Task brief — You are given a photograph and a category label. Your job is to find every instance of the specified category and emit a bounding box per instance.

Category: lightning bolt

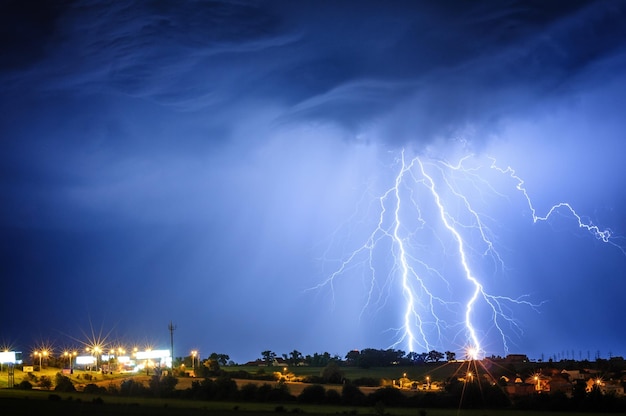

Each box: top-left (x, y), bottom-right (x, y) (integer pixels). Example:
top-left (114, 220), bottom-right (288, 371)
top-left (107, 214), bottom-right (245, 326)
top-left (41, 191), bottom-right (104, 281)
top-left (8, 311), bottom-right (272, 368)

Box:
top-left (490, 160), bottom-right (625, 254)
top-left (316, 150), bottom-right (622, 356)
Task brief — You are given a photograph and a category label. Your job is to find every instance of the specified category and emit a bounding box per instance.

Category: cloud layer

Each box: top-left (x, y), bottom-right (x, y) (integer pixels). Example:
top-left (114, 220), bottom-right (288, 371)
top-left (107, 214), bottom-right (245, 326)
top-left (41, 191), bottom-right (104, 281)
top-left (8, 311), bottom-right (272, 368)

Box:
top-left (1, 1), bottom-right (625, 361)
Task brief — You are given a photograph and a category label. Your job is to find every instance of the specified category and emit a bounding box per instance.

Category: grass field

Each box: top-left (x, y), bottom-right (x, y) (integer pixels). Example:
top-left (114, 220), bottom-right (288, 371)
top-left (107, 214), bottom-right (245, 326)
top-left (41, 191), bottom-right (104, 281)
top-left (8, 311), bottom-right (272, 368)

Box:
top-left (0, 367), bottom-right (131, 389)
top-left (0, 361), bottom-right (483, 392)
top-left (0, 364), bottom-right (611, 415)
top-left (227, 362), bottom-right (473, 383)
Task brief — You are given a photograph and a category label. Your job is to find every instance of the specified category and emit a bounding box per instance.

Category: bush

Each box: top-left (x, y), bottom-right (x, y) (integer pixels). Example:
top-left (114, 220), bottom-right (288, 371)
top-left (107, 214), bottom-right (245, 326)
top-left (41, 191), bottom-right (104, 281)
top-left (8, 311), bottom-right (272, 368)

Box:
top-left (302, 375), bottom-right (325, 384)
top-left (107, 382), bottom-right (119, 395)
top-left (120, 379), bottom-right (147, 396)
top-left (326, 389), bottom-right (341, 404)
top-left (342, 383), bottom-right (366, 406)
top-left (228, 370), bottom-right (252, 379)
top-left (214, 375), bottom-right (239, 400)
top-left (38, 376), bottom-right (53, 390)
top-left (298, 384), bottom-right (326, 404)
top-left (257, 383), bottom-right (295, 402)
top-left (16, 380), bottom-right (33, 390)
top-left (239, 383), bottom-right (258, 401)
top-left (367, 386), bottom-right (406, 407)
top-left (83, 383), bottom-right (107, 395)
top-left (149, 375), bottom-right (179, 398)
top-left (321, 361), bottom-right (344, 384)
top-left (352, 377), bottom-right (380, 387)
top-left (54, 373), bottom-right (76, 392)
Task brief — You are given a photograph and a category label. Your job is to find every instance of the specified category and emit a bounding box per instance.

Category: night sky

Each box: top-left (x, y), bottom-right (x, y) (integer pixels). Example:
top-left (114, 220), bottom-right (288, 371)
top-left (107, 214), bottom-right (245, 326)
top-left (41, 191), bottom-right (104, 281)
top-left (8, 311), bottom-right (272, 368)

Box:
top-left (2, 1), bottom-right (626, 363)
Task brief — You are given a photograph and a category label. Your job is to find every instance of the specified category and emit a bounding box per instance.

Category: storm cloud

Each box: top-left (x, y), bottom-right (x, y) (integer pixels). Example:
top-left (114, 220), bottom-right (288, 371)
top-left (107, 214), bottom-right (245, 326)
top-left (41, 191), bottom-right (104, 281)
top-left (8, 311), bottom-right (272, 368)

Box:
top-left (1, 1), bottom-right (625, 361)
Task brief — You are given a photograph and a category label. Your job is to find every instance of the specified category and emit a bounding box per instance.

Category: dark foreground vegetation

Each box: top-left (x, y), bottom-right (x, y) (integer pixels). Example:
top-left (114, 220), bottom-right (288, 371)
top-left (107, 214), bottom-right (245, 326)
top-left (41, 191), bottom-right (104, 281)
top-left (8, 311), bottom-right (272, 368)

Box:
top-left (0, 389), bottom-right (623, 416)
top-left (8, 369), bottom-right (626, 414)
top-left (4, 349), bottom-right (626, 414)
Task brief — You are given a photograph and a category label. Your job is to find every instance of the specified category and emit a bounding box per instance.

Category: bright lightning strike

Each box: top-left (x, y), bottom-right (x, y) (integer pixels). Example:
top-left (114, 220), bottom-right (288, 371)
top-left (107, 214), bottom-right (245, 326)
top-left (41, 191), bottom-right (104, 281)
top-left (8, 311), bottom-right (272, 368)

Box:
top-left (490, 160), bottom-right (625, 254)
top-left (316, 150), bottom-right (623, 357)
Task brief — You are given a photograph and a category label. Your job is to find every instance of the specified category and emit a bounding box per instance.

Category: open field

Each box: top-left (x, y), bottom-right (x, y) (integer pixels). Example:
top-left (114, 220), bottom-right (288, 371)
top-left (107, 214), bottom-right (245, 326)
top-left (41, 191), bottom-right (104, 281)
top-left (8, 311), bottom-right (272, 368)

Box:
top-left (0, 389), bottom-right (607, 416)
top-left (0, 367), bottom-right (131, 389)
top-left (0, 362), bottom-right (478, 390)
top-left (2, 363), bottom-right (623, 415)
top-left (225, 362), bottom-right (476, 383)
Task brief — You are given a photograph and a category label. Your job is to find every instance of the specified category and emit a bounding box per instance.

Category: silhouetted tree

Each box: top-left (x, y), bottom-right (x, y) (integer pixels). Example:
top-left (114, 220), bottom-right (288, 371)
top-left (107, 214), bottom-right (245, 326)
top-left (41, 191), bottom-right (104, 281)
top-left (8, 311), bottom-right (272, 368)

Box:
top-left (209, 352), bottom-right (230, 366)
top-left (406, 351), bottom-right (420, 364)
top-left (427, 350), bottom-right (444, 362)
top-left (321, 360), bottom-right (344, 384)
top-left (345, 350), bottom-right (360, 366)
top-left (261, 350), bottom-right (276, 366)
top-left (289, 350), bottom-right (303, 366)
top-left (306, 352), bottom-right (332, 367)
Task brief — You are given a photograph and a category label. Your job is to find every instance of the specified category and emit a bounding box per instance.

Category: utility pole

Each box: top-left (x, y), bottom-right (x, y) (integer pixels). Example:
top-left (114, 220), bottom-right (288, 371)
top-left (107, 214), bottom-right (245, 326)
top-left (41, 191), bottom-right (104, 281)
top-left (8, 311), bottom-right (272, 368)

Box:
top-left (168, 321), bottom-right (177, 369)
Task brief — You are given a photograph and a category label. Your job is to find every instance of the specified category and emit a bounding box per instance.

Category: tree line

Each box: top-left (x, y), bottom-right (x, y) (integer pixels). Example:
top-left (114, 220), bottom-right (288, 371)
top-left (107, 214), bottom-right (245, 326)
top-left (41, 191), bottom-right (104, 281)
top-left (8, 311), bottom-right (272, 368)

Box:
top-left (258, 348), bottom-right (456, 368)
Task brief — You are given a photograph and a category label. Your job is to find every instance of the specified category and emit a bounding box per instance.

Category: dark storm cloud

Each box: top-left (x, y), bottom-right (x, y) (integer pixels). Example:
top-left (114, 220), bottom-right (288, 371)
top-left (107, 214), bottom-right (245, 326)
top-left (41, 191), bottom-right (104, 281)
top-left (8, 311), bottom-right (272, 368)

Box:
top-left (285, 0), bottom-right (626, 143)
top-left (2, 1), bottom-right (290, 103)
top-left (2, 0), bottom-right (626, 361)
top-left (5, 1), bottom-right (625, 143)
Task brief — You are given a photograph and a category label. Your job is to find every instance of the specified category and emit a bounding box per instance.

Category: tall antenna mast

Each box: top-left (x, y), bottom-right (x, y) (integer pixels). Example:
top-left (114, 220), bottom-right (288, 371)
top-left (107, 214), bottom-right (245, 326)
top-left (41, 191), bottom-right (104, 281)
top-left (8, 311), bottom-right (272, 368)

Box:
top-left (168, 320), bottom-right (177, 369)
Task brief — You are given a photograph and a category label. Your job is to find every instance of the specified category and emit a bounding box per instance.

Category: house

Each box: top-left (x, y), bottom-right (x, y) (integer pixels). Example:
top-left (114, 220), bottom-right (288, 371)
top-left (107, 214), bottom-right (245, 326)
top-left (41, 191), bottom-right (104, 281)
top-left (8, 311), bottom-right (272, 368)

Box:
top-left (585, 378), bottom-right (624, 396)
top-left (602, 381), bottom-right (625, 396)
top-left (524, 374), bottom-right (549, 392)
top-left (548, 374), bottom-right (573, 397)
top-left (504, 382), bottom-right (535, 397)
top-left (504, 354), bottom-right (529, 363)
top-left (244, 358), bottom-right (289, 367)
top-left (561, 369), bottom-right (586, 381)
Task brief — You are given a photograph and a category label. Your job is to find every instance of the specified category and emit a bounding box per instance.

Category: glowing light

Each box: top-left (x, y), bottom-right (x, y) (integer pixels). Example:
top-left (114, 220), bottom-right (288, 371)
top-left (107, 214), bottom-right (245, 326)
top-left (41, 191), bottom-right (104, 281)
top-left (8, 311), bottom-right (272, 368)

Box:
top-left (466, 347), bottom-right (479, 361)
top-left (317, 150), bottom-right (623, 355)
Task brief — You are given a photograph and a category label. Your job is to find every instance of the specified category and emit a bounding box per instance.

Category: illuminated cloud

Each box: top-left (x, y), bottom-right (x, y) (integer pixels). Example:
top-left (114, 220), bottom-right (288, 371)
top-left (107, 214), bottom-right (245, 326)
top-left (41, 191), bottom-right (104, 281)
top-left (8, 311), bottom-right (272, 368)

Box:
top-left (1, 1), bottom-right (625, 362)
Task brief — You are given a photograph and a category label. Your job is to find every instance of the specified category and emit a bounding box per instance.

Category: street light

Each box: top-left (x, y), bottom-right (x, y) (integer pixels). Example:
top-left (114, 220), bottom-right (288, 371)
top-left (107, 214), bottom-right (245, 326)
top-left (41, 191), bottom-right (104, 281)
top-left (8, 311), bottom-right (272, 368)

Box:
top-left (35, 350), bottom-right (48, 371)
top-left (70, 351), bottom-right (77, 372)
top-left (87, 346), bottom-right (102, 371)
top-left (34, 352), bottom-right (42, 371)
top-left (191, 350), bottom-right (197, 370)
top-left (94, 346), bottom-right (101, 371)
top-left (64, 350), bottom-right (77, 369)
